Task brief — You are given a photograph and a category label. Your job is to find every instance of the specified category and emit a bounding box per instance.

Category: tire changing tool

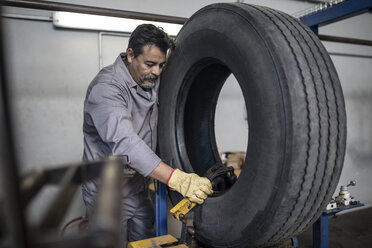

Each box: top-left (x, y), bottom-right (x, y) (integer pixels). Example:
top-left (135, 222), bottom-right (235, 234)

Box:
top-left (170, 164), bottom-right (237, 246)
top-left (170, 163), bottom-right (237, 220)
top-left (129, 164), bottom-right (236, 248)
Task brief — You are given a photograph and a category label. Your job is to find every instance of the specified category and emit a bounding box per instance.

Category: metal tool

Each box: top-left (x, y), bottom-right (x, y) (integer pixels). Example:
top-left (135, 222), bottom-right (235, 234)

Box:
top-left (128, 164), bottom-right (238, 248)
top-left (170, 163), bottom-right (237, 220)
top-left (326, 180), bottom-right (358, 210)
top-left (170, 198), bottom-right (197, 221)
top-left (334, 180), bottom-right (357, 206)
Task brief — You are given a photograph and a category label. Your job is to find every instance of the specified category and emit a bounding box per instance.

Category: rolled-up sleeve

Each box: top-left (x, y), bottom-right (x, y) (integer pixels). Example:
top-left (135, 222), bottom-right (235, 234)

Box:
top-left (86, 83), bottom-right (161, 177)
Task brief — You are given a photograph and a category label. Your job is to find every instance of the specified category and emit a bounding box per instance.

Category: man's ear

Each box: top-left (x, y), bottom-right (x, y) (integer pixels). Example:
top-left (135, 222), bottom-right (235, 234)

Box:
top-left (126, 48), bottom-right (134, 63)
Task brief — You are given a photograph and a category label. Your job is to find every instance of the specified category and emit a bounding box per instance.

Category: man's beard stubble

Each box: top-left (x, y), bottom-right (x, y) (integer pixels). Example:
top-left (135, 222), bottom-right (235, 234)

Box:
top-left (140, 75), bottom-right (158, 90)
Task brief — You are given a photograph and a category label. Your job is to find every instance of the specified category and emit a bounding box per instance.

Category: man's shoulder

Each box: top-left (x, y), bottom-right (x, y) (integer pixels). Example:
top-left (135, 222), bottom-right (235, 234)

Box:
top-left (85, 54), bottom-right (132, 103)
top-left (88, 78), bottom-right (129, 100)
top-left (90, 63), bottom-right (129, 90)
top-left (94, 58), bottom-right (132, 87)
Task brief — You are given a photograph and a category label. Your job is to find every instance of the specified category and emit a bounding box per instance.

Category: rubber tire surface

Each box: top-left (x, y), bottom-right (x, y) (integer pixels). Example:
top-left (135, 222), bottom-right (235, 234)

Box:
top-left (158, 3), bottom-right (346, 247)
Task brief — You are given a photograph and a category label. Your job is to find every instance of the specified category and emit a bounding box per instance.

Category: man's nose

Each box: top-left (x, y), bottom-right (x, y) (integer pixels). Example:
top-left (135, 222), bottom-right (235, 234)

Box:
top-left (152, 65), bottom-right (161, 76)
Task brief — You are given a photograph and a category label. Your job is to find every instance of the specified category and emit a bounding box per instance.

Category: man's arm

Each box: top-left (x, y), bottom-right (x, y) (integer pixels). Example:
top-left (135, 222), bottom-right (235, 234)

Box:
top-left (86, 84), bottom-right (212, 204)
top-left (148, 161), bottom-right (173, 184)
top-left (86, 83), bottom-right (162, 177)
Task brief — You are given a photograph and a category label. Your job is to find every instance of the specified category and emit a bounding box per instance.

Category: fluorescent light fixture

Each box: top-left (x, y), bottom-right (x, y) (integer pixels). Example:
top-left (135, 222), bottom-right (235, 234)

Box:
top-left (53, 11), bottom-right (182, 36)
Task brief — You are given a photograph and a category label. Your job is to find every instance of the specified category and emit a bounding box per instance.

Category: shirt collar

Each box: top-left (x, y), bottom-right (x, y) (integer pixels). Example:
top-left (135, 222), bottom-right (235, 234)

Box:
top-left (116, 52), bottom-right (137, 88)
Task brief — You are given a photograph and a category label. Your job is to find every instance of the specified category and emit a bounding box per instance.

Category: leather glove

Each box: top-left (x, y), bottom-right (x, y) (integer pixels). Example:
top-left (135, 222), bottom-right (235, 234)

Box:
top-left (167, 169), bottom-right (213, 204)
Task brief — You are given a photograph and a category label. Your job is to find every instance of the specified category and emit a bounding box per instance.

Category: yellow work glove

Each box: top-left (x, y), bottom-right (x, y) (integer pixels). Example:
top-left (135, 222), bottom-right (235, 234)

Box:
top-left (167, 169), bottom-right (213, 204)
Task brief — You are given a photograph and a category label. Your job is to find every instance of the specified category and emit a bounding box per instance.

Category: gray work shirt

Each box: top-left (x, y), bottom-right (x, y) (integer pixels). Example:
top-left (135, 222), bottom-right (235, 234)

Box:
top-left (82, 53), bottom-right (161, 200)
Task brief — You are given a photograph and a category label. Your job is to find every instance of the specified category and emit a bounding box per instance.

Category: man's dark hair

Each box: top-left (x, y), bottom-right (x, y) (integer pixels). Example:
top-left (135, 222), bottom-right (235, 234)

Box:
top-left (128, 24), bottom-right (174, 57)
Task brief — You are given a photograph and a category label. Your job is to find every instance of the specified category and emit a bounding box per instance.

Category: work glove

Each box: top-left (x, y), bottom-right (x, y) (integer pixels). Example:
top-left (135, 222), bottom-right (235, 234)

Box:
top-left (167, 169), bottom-right (213, 204)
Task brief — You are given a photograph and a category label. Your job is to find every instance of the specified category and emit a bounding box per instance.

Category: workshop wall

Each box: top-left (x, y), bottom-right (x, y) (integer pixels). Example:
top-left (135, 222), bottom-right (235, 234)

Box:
top-left (320, 13), bottom-right (372, 208)
top-left (2, 0), bottom-right (371, 230)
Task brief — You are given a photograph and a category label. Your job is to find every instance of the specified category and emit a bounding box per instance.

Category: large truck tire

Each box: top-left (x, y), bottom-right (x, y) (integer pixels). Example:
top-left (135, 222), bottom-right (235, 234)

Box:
top-left (158, 3), bottom-right (346, 247)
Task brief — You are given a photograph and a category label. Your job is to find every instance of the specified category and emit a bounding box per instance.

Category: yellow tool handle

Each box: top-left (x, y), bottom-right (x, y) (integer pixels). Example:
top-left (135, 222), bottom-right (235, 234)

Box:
top-left (169, 198), bottom-right (197, 221)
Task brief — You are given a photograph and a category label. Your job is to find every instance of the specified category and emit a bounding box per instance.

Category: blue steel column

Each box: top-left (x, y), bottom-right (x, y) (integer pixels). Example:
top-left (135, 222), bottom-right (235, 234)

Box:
top-left (312, 203), bottom-right (364, 248)
top-left (155, 180), bottom-right (168, 236)
top-left (313, 215), bottom-right (329, 248)
top-left (155, 159), bottom-right (172, 236)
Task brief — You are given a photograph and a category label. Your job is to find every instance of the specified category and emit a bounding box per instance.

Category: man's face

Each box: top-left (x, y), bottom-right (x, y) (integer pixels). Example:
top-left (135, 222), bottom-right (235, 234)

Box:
top-left (126, 45), bottom-right (166, 90)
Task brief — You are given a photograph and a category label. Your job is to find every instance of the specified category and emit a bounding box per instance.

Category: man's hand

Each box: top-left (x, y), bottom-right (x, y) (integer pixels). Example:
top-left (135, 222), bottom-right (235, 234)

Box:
top-left (167, 169), bottom-right (213, 204)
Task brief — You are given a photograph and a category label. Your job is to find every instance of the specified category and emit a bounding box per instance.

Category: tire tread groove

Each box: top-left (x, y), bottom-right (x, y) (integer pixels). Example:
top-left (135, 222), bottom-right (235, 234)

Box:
top-left (269, 9), bottom-right (334, 240)
top-left (252, 6), bottom-right (323, 244)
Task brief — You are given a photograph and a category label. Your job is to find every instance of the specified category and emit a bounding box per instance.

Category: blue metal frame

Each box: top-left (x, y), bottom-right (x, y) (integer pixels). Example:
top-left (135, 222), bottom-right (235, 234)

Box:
top-left (300, 0), bottom-right (372, 34)
top-left (313, 213), bottom-right (330, 248)
top-left (312, 203), bottom-right (364, 248)
top-left (155, 180), bottom-right (168, 236)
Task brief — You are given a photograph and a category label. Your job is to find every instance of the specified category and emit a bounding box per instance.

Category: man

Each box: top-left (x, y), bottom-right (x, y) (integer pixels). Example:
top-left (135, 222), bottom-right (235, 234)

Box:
top-left (82, 24), bottom-right (213, 247)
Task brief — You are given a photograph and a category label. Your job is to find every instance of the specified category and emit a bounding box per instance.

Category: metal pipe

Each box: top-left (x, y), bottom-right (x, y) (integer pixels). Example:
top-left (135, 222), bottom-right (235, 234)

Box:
top-left (44, 164), bottom-right (81, 184)
top-left (319, 34), bottom-right (372, 46)
top-left (0, 8), bottom-right (27, 247)
top-left (328, 52), bottom-right (372, 59)
top-left (91, 156), bottom-right (125, 247)
top-left (19, 158), bottom-right (117, 209)
top-left (20, 169), bottom-right (47, 206)
top-left (28, 157), bottom-right (128, 248)
top-left (42, 159), bottom-right (106, 185)
top-left (39, 166), bottom-right (80, 230)
top-left (1, 12), bottom-right (52, 21)
top-left (3, 0), bottom-right (188, 25)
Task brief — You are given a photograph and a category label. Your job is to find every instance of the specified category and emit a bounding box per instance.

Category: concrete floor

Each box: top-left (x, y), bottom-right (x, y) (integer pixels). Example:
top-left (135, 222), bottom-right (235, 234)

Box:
top-left (295, 206), bottom-right (372, 248)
